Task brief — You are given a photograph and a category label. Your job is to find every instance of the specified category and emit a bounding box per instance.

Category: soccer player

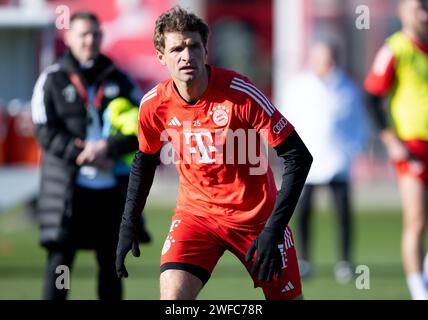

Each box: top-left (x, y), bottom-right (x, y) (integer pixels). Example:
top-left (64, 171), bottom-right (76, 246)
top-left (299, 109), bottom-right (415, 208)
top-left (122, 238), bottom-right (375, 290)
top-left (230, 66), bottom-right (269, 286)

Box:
top-left (115, 6), bottom-right (313, 300)
top-left (364, 0), bottom-right (428, 299)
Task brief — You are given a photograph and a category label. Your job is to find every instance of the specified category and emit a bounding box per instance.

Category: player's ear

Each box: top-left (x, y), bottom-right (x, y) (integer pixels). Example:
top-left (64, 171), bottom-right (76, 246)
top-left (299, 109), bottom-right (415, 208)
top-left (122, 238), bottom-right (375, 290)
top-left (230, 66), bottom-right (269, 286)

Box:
top-left (204, 47), bottom-right (208, 62)
top-left (157, 50), bottom-right (166, 66)
top-left (97, 29), bottom-right (103, 42)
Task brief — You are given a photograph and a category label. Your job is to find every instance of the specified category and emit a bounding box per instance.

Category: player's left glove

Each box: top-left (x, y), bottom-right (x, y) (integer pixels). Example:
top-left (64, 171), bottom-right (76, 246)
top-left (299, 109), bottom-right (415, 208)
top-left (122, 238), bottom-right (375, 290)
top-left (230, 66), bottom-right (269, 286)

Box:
top-left (245, 227), bottom-right (282, 282)
top-left (115, 151), bottom-right (159, 278)
top-left (116, 222), bottom-right (140, 278)
top-left (244, 132), bottom-right (313, 283)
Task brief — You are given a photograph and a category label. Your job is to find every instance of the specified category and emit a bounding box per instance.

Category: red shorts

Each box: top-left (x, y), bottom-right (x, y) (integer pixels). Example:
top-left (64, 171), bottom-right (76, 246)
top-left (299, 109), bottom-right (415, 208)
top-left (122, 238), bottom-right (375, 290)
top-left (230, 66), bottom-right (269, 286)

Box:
top-left (160, 214), bottom-right (302, 300)
top-left (395, 139), bottom-right (428, 185)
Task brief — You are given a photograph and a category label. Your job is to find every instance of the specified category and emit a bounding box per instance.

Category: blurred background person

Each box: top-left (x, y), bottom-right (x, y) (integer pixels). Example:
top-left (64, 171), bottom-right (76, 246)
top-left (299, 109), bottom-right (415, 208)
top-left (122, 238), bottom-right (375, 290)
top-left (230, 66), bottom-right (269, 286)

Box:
top-left (364, 0), bottom-right (428, 300)
top-left (31, 11), bottom-right (147, 300)
top-left (281, 39), bottom-right (369, 283)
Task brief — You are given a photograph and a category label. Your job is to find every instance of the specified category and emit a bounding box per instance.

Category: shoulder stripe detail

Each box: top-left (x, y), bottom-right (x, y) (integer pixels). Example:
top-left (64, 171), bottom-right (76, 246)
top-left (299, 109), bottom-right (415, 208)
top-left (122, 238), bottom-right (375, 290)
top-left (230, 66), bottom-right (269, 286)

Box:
top-left (230, 84), bottom-right (273, 116)
top-left (232, 78), bottom-right (276, 113)
top-left (140, 85), bottom-right (158, 105)
top-left (140, 92), bottom-right (157, 105)
top-left (230, 80), bottom-right (273, 116)
top-left (230, 78), bottom-right (275, 116)
top-left (31, 64), bottom-right (60, 124)
top-left (142, 85), bottom-right (158, 99)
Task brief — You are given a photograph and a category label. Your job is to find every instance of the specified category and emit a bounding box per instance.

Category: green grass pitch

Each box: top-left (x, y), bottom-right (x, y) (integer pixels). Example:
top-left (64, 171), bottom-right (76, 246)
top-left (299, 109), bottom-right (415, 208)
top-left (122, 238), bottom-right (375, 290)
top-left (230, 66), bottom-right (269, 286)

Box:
top-left (0, 204), bottom-right (419, 300)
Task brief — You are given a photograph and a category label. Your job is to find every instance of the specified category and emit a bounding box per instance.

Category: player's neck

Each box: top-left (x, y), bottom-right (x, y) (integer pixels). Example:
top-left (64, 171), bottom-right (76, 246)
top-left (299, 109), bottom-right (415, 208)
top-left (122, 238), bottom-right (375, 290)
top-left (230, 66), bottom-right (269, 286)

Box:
top-left (174, 67), bottom-right (210, 104)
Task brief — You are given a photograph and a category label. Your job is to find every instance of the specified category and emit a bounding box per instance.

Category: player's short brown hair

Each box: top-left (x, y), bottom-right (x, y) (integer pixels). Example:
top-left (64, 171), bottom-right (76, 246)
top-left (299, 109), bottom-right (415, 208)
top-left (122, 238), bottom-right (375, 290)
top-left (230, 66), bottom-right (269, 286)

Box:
top-left (154, 6), bottom-right (209, 53)
top-left (70, 11), bottom-right (100, 27)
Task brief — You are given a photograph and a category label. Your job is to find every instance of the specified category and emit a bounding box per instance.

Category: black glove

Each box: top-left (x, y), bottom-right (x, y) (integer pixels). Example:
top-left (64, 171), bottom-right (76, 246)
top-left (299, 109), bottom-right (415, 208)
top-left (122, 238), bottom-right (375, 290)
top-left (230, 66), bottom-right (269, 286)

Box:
top-left (245, 227), bottom-right (282, 282)
top-left (244, 132), bottom-right (312, 282)
top-left (115, 151), bottom-right (159, 278)
top-left (116, 222), bottom-right (141, 278)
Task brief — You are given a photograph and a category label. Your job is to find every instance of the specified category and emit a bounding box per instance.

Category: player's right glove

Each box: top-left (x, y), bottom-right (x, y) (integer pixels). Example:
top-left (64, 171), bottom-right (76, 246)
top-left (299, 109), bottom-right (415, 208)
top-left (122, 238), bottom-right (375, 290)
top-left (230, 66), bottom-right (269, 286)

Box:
top-left (116, 222), bottom-right (140, 278)
top-left (114, 151), bottom-right (159, 278)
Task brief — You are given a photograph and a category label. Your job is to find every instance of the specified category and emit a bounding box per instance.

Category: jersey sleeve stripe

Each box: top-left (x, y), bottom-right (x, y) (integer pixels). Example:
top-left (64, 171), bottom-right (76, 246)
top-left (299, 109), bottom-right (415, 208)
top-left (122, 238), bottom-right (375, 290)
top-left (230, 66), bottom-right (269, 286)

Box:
top-left (230, 84), bottom-right (273, 116)
top-left (142, 85), bottom-right (158, 99)
top-left (140, 91), bottom-right (157, 105)
top-left (231, 79), bottom-right (275, 114)
top-left (230, 81), bottom-right (273, 117)
top-left (232, 77), bottom-right (276, 113)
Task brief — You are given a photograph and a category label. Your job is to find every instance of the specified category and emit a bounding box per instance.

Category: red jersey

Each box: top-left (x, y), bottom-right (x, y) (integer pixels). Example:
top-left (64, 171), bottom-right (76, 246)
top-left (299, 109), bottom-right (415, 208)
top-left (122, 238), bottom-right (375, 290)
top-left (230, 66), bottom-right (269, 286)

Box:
top-left (138, 66), bottom-right (294, 230)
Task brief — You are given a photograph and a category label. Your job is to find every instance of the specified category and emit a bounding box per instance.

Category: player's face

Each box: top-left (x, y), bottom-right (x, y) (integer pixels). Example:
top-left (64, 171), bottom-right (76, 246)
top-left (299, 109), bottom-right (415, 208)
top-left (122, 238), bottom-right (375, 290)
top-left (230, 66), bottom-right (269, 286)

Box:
top-left (65, 19), bottom-right (102, 64)
top-left (157, 31), bottom-right (207, 85)
top-left (399, 0), bottom-right (428, 39)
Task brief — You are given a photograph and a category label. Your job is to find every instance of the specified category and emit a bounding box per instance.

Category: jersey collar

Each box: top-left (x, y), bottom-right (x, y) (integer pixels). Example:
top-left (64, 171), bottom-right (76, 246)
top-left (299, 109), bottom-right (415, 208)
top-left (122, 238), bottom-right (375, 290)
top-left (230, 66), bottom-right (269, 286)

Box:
top-left (171, 64), bottom-right (215, 108)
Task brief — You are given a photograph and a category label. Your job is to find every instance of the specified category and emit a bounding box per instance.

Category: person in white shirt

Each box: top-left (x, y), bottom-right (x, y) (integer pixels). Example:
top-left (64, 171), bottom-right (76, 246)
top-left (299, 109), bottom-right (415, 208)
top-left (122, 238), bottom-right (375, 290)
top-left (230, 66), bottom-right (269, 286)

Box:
top-left (280, 39), bottom-right (369, 283)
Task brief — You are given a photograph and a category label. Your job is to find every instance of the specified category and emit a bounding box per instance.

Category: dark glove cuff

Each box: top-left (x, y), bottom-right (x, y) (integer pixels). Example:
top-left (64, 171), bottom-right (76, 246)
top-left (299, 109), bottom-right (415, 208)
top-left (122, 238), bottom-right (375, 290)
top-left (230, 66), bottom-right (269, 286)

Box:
top-left (261, 226), bottom-right (283, 243)
top-left (119, 221), bottom-right (137, 237)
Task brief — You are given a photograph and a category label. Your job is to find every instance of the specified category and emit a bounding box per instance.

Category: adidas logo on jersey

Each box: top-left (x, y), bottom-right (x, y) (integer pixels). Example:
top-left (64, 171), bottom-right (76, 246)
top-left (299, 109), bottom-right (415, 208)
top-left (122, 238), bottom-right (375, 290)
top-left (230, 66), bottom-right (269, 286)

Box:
top-left (281, 281), bottom-right (294, 293)
top-left (168, 116), bottom-right (181, 127)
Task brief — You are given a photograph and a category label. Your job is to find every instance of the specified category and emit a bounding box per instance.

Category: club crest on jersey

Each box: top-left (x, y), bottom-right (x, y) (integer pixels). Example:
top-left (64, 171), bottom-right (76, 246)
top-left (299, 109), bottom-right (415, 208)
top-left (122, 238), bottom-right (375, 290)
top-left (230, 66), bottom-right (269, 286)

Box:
top-left (209, 105), bottom-right (230, 127)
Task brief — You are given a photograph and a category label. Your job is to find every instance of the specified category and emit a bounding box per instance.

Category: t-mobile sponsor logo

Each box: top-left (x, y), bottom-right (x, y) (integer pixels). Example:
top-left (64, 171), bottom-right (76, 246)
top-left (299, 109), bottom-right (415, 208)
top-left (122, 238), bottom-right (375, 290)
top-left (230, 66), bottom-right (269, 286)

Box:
top-left (159, 122), bottom-right (269, 175)
top-left (183, 131), bottom-right (217, 164)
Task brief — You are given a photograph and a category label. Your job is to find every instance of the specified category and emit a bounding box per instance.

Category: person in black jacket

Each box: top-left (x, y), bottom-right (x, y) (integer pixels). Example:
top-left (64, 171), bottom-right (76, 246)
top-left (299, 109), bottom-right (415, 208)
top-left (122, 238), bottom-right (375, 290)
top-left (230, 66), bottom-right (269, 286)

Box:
top-left (31, 11), bottom-right (149, 300)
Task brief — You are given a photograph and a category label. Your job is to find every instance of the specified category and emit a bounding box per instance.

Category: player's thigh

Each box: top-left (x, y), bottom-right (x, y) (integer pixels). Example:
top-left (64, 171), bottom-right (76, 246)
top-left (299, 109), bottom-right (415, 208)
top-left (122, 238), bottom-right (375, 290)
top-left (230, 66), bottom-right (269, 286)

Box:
top-left (160, 214), bottom-right (225, 298)
top-left (160, 269), bottom-right (203, 300)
